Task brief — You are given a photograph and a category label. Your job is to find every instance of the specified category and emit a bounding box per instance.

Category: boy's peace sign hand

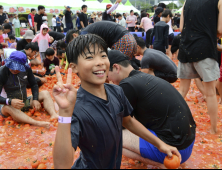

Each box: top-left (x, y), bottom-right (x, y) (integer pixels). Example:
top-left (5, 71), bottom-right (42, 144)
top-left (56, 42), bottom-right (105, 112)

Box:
top-left (52, 66), bottom-right (77, 117)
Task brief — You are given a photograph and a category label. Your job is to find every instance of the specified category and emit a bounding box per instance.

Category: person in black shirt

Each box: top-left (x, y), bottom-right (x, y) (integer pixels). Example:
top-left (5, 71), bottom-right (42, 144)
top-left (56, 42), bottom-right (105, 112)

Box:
top-left (107, 50), bottom-right (195, 168)
top-left (52, 34), bottom-right (181, 169)
top-left (153, 7), bottom-right (163, 24)
top-left (0, 6), bottom-right (7, 26)
top-left (34, 5), bottom-right (45, 33)
top-left (63, 6), bottom-right (74, 31)
top-left (135, 37), bottom-right (178, 83)
top-left (178, 0), bottom-right (222, 134)
top-left (81, 21), bottom-right (137, 59)
top-left (0, 51), bottom-right (58, 128)
top-left (17, 30), bottom-right (35, 51)
top-left (78, 5), bottom-right (88, 30)
top-left (150, 9), bottom-right (172, 54)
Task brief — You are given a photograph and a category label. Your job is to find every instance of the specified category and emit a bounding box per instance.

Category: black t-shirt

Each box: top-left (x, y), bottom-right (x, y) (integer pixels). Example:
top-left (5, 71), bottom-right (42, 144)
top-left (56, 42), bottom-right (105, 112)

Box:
top-left (81, 21), bottom-right (129, 48)
top-left (150, 21), bottom-right (169, 49)
top-left (48, 31), bottom-right (65, 41)
top-left (141, 48), bottom-right (177, 75)
top-left (119, 70), bottom-right (196, 150)
top-left (102, 11), bottom-right (113, 21)
top-left (71, 84), bottom-right (132, 169)
top-left (171, 33), bottom-right (182, 54)
top-left (153, 16), bottom-right (160, 24)
top-left (65, 10), bottom-right (72, 23)
top-left (34, 14), bottom-right (43, 31)
top-left (0, 13), bottom-right (7, 25)
top-left (178, 0), bottom-right (219, 63)
top-left (16, 38), bottom-right (28, 51)
top-left (79, 12), bottom-right (88, 29)
top-left (173, 17), bottom-right (178, 25)
top-left (43, 57), bottom-right (60, 72)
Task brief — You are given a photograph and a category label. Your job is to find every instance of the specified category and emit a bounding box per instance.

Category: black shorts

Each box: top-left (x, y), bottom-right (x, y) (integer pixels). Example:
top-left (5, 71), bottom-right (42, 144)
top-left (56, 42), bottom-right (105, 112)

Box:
top-left (154, 70), bottom-right (178, 83)
top-left (169, 33), bottom-right (174, 45)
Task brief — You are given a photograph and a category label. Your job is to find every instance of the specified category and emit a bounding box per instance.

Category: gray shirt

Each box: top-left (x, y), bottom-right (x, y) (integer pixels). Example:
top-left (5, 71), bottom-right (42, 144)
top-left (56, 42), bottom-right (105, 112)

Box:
top-left (141, 48), bottom-right (177, 75)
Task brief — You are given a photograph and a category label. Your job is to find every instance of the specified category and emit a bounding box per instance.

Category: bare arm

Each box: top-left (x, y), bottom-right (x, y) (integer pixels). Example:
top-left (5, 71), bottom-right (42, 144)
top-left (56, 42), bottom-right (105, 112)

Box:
top-left (53, 114), bottom-right (75, 169)
top-left (218, 0), bottom-right (222, 36)
top-left (52, 67), bottom-right (77, 169)
top-left (179, 1), bottom-right (186, 33)
top-left (123, 116), bottom-right (181, 160)
top-left (34, 22), bottom-right (37, 33)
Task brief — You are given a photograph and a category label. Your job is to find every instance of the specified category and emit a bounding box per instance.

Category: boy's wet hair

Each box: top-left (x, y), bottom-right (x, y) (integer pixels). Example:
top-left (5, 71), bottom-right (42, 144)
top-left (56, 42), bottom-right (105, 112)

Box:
top-left (45, 48), bottom-right (55, 56)
top-left (9, 35), bottom-right (15, 40)
top-left (0, 26), bottom-right (3, 31)
top-left (66, 34), bottom-right (107, 64)
top-left (66, 29), bottom-right (80, 43)
top-left (56, 40), bottom-right (67, 50)
top-left (158, 3), bottom-right (166, 9)
top-left (0, 44), bottom-right (3, 49)
top-left (3, 23), bottom-right (12, 30)
top-left (162, 9), bottom-right (173, 18)
top-left (135, 37), bottom-right (146, 48)
top-left (25, 42), bottom-right (39, 52)
top-left (57, 49), bottom-right (65, 56)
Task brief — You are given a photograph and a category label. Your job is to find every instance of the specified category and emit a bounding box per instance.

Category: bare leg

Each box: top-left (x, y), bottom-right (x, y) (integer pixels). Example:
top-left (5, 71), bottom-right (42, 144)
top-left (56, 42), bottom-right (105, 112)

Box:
top-left (195, 78), bottom-right (206, 99)
top-left (123, 148), bottom-right (166, 169)
top-left (203, 81), bottom-right (218, 134)
top-left (216, 80), bottom-right (222, 104)
top-left (123, 129), bottom-right (165, 169)
top-left (179, 79), bottom-right (192, 98)
top-left (167, 45), bottom-right (173, 60)
top-left (31, 91), bottom-right (58, 120)
top-left (30, 58), bottom-right (41, 66)
top-left (1, 106), bottom-right (50, 128)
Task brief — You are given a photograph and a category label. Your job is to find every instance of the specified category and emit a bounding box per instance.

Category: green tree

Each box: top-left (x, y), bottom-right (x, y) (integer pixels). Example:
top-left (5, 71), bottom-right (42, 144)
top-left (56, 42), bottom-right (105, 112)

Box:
top-left (166, 2), bottom-right (178, 9)
top-left (178, 0), bottom-right (185, 6)
top-left (138, 2), bottom-right (152, 12)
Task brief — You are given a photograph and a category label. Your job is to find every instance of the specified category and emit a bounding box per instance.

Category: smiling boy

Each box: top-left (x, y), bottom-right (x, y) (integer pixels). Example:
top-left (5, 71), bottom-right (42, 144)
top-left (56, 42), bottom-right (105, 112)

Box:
top-left (52, 34), bottom-right (181, 169)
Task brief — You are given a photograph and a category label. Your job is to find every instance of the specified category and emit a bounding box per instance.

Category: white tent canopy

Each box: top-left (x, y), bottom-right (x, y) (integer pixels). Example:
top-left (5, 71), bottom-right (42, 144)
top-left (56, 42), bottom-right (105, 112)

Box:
top-left (83, 0), bottom-right (104, 12)
top-left (123, 0), bottom-right (140, 13)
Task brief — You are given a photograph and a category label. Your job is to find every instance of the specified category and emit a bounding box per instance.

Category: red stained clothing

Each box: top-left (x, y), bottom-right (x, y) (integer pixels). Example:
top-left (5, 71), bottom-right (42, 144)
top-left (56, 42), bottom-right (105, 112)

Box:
top-left (0, 35), bottom-right (4, 43)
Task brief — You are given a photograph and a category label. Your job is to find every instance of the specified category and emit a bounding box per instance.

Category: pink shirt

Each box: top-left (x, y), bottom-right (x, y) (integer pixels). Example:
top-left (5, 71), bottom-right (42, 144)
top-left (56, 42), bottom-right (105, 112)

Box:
top-left (141, 17), bottom-right (153, 32)
top-left (126, 15), bottom-right (137, 27)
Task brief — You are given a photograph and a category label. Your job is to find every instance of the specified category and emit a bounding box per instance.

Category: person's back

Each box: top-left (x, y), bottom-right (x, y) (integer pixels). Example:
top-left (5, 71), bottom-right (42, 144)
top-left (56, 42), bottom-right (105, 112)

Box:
top-left (141, 48), bottom-right (177, 75)
top-left (141, 17), bottom-right (153, 32)
top-left (151, 21), bottom-right (169, 53)
top-left (120, 70), bottom-right (196, 150)
top-left (179, 0), bottom-right (219, 63)
top-left (81, 21), bottom-right (128, 48)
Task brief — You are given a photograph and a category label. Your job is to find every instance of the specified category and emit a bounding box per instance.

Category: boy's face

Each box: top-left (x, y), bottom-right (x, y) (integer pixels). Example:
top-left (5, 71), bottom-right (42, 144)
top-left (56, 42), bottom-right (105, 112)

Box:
top-left (58, 53), bottom-right (65, 59)
top-left (134, 45), bottom-right (142, 56)
top-left (158, 12), bottom-right (162, 17)
top-left (46, 55), bottom-right (54, 61)
top-left (10, 39), bottom-right (15, 43)
top-left (32, 10), bottom-right (36, 14)
top-left (118, 16), bottom-right (122, 20)
top-left (42, 29), bottom-right (48, 36)
top-left (27, 49), bottom-right (37, 59)
top-left (83, 7), bottom-right (87, 13)
top-left (9, 69), bottom-right (20, 75)
top-left (4, 29), bottom-right (10, 34)
top-left (71, 45), bottom-right (110, 86)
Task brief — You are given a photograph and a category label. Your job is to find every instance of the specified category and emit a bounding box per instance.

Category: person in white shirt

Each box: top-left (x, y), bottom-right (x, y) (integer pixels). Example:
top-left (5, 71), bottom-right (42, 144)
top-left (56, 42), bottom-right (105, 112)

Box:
top-left (42, 13), bottom-right (48, 25)
top-left (52, 15), bottom-right (56, 31)
top-left (117, 13), bottom-right (126, 28)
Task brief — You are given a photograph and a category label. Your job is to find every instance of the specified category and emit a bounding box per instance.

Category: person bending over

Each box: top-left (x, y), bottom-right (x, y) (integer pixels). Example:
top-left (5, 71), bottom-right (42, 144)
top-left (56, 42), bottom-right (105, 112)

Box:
top-left (0, 51), bottom-right (58, 128)
top-left (80, 21), bottom-right (137, 60)
top-left (135, 37), bottom-right (177, 83)
top-left (107, 50), bottom-right (196, 168)
top-left (52, 34), bottom-right (181, 169)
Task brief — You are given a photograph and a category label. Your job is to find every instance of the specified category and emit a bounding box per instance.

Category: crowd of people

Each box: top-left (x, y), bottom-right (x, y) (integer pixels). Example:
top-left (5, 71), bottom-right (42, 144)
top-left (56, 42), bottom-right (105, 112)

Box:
top-left (0, 0), bottom-right (221, 169)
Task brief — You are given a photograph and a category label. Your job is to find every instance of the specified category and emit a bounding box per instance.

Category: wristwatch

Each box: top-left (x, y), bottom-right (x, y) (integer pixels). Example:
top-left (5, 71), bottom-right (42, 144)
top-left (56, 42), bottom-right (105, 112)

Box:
top-left (8, 99), bottom-right (12, 105)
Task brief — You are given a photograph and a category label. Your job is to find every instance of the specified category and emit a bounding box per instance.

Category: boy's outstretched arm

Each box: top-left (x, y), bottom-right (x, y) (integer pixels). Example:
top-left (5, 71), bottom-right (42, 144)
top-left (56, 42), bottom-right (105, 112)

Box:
top-left (123, 116), bottom-right (181, 161)
top-left (53, 67), bottom-right (77, 169)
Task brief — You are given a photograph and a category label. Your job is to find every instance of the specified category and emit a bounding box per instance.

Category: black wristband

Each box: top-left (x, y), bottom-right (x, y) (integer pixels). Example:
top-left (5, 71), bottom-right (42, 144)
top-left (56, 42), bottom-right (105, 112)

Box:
top-left (8, 99), bottom-right (12, 105)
